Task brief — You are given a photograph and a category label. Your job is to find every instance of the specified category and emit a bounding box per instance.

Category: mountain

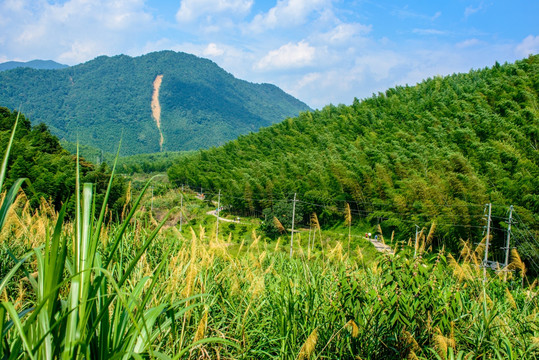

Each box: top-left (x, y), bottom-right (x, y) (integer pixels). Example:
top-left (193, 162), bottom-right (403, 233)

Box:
top-left (0, 59), bottom-right (68, 71)
top-left (0, 51), bottom-right (311, 155)
top-left (168, 56), bottom-right (539, 248)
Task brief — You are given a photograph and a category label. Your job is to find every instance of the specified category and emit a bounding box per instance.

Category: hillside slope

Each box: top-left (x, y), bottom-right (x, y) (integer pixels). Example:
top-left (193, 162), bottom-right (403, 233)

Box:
top-left (0, 51), bottom-right (310, 155)
top-left (168, 56), bottom-right (539, 246)
top-left (0, 107), bottom-right (125, 212)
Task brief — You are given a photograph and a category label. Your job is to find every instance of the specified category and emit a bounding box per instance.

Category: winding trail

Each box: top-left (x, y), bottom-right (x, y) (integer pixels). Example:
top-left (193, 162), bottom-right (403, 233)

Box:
top-left (206, 210), bottom-right (242, 223)
top-left (151, 74), bottom-right (164, 151)
top-left (367, 237), bottom-right (394, 254)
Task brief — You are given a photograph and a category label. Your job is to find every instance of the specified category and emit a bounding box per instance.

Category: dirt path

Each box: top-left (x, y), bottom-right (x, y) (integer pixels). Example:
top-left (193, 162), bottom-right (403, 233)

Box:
top-left (206, 210), bottom-right (241, 223)
top-left (151, 75), bottom-right (164, 151)
top-left (367, 237), bottom-right (394, 254)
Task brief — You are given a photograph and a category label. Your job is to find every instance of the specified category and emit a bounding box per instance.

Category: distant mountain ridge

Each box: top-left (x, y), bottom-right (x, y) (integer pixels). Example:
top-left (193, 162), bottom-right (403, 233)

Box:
top-left (0, 59), bottom-right (68, 71)
top-left (0, 51), bottom-right (310, 155)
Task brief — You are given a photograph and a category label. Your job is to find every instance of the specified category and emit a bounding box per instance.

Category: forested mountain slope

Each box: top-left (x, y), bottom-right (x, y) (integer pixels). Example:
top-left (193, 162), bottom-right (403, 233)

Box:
top-left (0, 51), bottom-right (310, 155)
top-left (0, 107), bottom-right (125, 213)
top-left (169, 56), bottom-right (539, 246)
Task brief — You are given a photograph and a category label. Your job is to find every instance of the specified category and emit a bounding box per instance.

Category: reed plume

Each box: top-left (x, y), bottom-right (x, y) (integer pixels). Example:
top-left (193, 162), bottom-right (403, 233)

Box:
top-left (297, 328), bottom-right (318, 360)
top-left (433, 327), bottom-right (455, 360)
top-left (509, 248), bottom-right (527, 283)
top-left (345, 203), bottom-right (352, 226)
top-left (505, 288), bottom-right (517, 309)
top-left (194, 311), bottom-right (208, 342)
top-left (346, 319), bottom-right (359, 338)
top-left (273, 216), bottom-right (285, 234)
top-left (426, 221), bottom-right (436, 245)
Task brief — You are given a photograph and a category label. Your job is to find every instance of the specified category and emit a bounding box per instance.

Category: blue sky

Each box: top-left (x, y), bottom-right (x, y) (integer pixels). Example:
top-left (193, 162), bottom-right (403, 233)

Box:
top-left (0, 0), bottom-right (538, 109)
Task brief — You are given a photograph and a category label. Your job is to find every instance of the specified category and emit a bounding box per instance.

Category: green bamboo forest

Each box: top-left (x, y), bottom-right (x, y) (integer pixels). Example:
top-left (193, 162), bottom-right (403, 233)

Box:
top-left (0, 55), bottom-right (537, 359)
top-left (168, 56), bottom-right (539, 248)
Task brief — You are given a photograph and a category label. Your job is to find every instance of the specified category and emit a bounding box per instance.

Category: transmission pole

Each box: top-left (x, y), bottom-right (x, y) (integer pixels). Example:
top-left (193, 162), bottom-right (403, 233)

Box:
top-left (216, 189), bottom-right (221, 240)
top-left (483, 203), bottom-right (492, 281)
top-left (179, 185), bottom-right (184, 232)
top-left (504, 205), bottom-right (513, 268)
top-left (289, 193), bottom-right (297, 258)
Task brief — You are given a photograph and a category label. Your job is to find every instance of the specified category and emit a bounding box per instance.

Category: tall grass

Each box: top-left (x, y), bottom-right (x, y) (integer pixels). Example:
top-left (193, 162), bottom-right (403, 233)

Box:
top-left (0, 120), bottom-right (227, 358)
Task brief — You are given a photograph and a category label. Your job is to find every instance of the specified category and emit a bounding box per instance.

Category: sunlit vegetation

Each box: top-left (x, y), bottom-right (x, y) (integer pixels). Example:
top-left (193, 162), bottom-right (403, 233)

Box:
top-left (168, 55), bottom-right (539, 252)
top-left (2, 190), bottom-right (538, 358)
top-left (0, 107), bottom-right (126, 213)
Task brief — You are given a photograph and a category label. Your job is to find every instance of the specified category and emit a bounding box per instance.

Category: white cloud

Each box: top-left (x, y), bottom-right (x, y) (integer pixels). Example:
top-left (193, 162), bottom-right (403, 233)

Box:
top-left (203, 43), bottom-right (225, 57)
top-left (0, 0), bottom-right (155, 64)
top-left (516, 35), bottom-right (539, 57)
top-left (456, 38), bottom-right (480, 48)
top-left (353, 51), bottom-right (404, 82)
top-left (248, 0), bottom-right (331, 33)
top-left (393, 7), bottom-right (442, 21)
top-left (318, 23), bottom-right (371, 44)
top-left (255, 41), bottom-right (316, 70)
top-left (464, 4), bottom-right (483, 18)
top-left (176, 0), bottom-right (252, 23)
top-left (412, 28), bottom-right (447, 36)
top-left (58, 41), bottom-right (106, 64)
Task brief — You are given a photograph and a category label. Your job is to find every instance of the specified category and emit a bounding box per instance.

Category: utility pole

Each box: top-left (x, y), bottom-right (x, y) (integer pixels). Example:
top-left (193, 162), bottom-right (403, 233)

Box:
top-left (216, 189), bottom-right (221, 240)
top-left (151, 186), bottom-right (154, 213)
top-left (179, 185), bottom-right (184, 232)
top-left (179, 191), bottom-right (183, 232)
top-left (504, 205), bottom-right (514, 268)
top-left (483, 203), bottom-right (492, 281)
top-left (289, 193), bottom-right (297, 258)
top-left (413, 224), bottom-right (419, 258)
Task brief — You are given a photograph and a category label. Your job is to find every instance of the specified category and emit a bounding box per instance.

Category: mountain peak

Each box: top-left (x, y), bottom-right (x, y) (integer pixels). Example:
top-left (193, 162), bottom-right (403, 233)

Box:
top-left (0, 51), bottom-right (311, 155)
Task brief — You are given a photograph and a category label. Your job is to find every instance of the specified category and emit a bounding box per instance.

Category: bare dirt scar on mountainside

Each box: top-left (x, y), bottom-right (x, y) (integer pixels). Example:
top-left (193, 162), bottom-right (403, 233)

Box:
top-left (151, 74), bottom-right (164, 151)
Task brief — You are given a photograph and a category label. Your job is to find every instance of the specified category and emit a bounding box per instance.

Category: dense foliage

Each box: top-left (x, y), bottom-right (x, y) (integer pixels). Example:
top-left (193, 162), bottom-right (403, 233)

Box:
top-left (0, 107), bottom-right (126, 213)
top-left (169, 56), bottom-right (539, 250)
top-left (0, 51), bottom-right (310, 155)
top-left (60, 139), bottom-right (190, 174)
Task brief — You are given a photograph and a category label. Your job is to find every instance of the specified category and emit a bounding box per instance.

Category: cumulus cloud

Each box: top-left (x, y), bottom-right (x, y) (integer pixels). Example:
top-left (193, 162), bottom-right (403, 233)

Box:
top-left (317, 23), bottom-right (371, 45)
top-left (203, 43), bottom-right (225, 57)
top-left (176, 0), bottom-right (252, 23)
top-left (412, 28), bottom-right (447, 36)
top-left (255, 41), bottom-right (316, 70)
top-left (249, 0), bottom-right (331, 32)
top-left (393, 7), bottom-right (442, 21)
top-left (456, 38), bottom-right (481, 48)
top-left (353, 51), bottom-right (404, 82)
top-left (464, 4), bottom-right (483, 18)
top-left (0, 0), bottom-right (155, 64)
top-left (516, 35), bottom-right (539, 57)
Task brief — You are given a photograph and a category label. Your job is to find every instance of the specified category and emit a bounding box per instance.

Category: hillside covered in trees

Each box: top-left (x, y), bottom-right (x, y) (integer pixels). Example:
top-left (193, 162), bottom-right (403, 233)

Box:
top-left (0, 107), bottom-right (125, 213)
top-left (0, 59), bottom-right (68, 71)
top-left (169, 56), bottom-right (539, 249)
top-left (0, 51), bottom-right (310, 155)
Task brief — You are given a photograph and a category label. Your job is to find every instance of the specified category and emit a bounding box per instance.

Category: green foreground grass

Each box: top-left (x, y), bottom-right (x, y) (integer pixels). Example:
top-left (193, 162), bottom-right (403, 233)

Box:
top-left (1, 194), bottom-right (538, 359)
